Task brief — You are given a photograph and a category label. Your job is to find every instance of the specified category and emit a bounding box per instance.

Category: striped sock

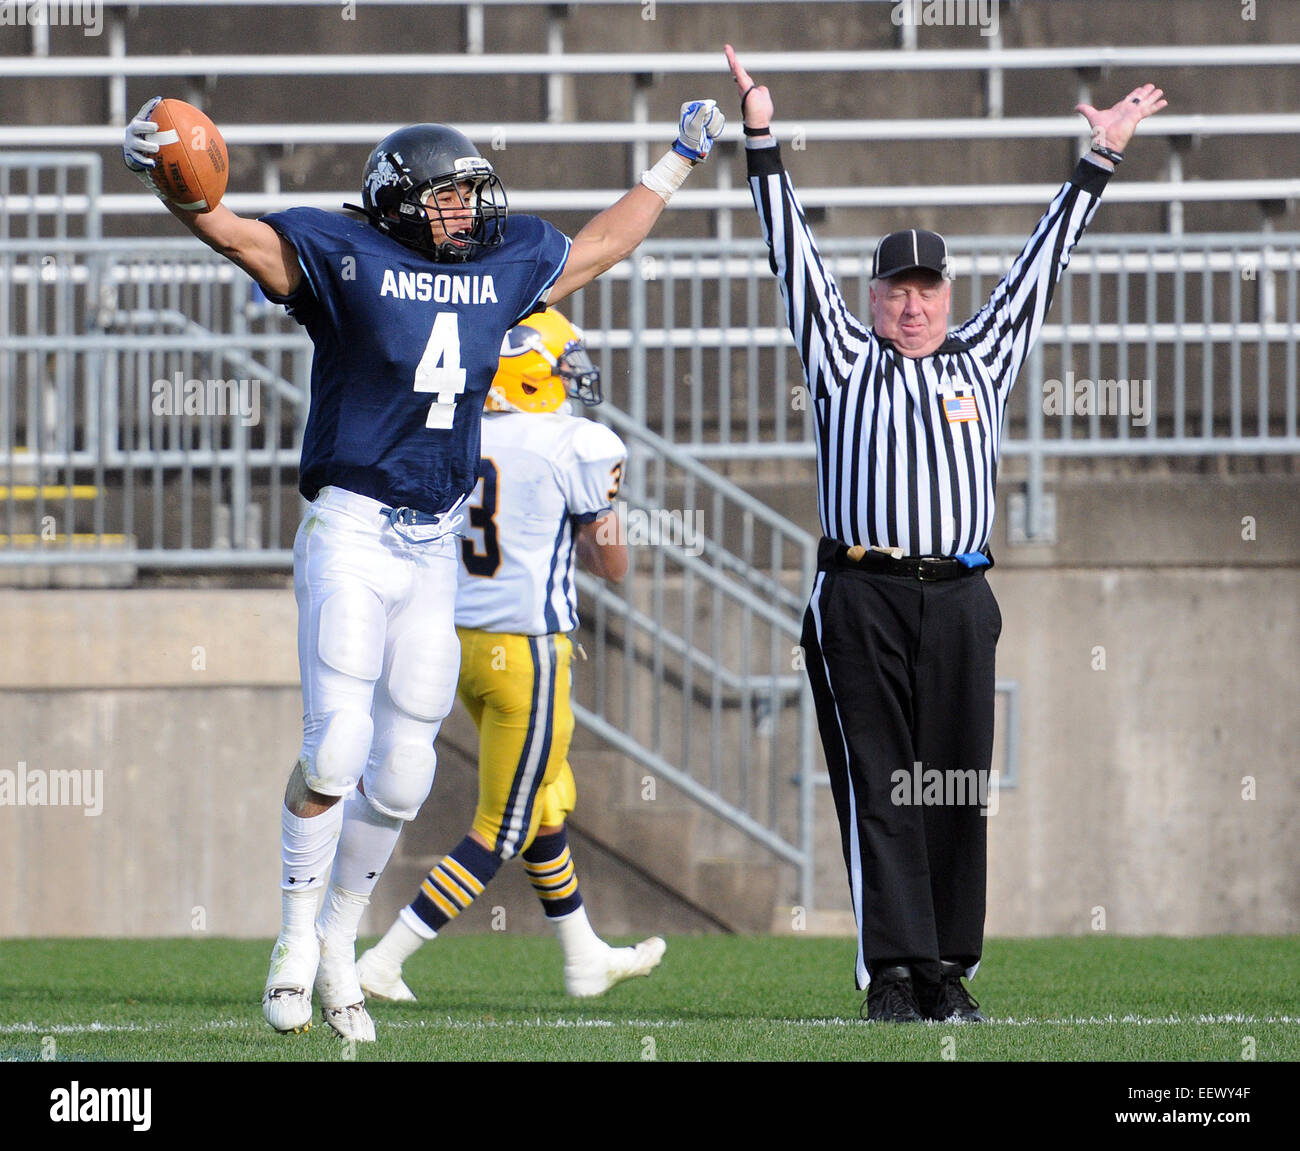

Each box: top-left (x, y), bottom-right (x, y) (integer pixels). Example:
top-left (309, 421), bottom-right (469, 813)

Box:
top-left (522, 827), bottom-right (584, 919)
top-left (407, 836), bottom-right (502, 934)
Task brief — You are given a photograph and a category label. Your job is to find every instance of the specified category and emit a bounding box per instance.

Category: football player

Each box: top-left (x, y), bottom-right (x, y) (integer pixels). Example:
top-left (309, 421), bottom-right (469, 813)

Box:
top-left (124, 100), bottom-right (723, 1041)
top-left (357, 309), bottom-right (664, 1003)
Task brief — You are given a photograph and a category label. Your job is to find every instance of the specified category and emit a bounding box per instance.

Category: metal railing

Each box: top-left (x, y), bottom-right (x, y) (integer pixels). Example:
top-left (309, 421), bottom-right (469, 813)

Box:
top-left (6, 229), bottom-right (1298, 560)
top-left (610, 233), bottom-right (1300, 438)
top-left (10, 45), bottom-right (1300, 80)
top-left (571, 403), bottom-right (820, 906)
top-left (0, 151), bottom-right (308, 565)
top-left (8, 112), bottom-right (1300, 152)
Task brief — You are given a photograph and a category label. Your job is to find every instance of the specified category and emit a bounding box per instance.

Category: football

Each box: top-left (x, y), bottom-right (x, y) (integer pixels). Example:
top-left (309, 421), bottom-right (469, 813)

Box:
top-left (147, 98), bottom-right (228, 213)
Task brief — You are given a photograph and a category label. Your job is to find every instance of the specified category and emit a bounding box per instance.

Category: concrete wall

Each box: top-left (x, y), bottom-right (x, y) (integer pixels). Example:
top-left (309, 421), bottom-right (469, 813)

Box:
top-left (985, 566), bottom-right (1299, 936)
top-left (2, 490), bottom-right (1296, 939)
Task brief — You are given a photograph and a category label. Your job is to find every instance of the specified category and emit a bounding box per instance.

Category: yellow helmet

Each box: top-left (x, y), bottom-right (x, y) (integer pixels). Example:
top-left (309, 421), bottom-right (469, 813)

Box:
top-left (485, 308), bottom-right (602, 413)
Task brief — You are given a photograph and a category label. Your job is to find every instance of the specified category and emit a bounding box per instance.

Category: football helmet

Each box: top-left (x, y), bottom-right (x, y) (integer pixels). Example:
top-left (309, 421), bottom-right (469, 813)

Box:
top-left (486, 309), bottom-right (602, 414)
top-left (346, 124), bottom-right (506, 262)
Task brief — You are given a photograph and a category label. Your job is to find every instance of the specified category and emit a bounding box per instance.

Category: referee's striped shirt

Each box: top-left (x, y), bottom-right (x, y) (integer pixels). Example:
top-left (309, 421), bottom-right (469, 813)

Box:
top-left (746, 141), bottom-right (1112, 557)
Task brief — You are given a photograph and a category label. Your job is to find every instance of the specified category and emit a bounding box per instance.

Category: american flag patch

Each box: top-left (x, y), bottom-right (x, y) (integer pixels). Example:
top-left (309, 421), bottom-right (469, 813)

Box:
top-left (944, 395), bottom-right (978, 423)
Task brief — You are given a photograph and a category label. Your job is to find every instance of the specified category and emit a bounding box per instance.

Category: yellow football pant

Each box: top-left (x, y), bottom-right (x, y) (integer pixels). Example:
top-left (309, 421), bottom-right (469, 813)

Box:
top-left (456, 627), bottom-right (577, 859)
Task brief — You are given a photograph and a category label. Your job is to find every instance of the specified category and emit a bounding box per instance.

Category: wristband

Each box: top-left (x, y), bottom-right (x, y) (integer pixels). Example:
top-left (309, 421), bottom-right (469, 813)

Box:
top-left (640, 149), bottom-right (694, 205)
top-left (1090, 143), bottom-right (1124, 165)
top-left (743, 124), bottom-right (772, 137)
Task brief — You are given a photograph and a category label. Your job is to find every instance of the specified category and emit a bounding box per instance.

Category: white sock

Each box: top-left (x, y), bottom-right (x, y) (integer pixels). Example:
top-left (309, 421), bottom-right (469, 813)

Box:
top-left (329, 790), bottom-right (405, 896)
top-left (279, 887), bottom-right (319, 947)
top-left (550, 904), bottom-right (605, 962)
top-left (316, 884), bottom-right (369, 946)
top-left (280, 801), bottom-right (343, 895)
top-left (368, 910), bottom-right (434, 968)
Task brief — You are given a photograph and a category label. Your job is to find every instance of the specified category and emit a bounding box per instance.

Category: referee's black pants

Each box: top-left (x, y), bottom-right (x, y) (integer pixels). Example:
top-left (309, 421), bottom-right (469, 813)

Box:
top-left (802, 541), bottom-right (1001, 991)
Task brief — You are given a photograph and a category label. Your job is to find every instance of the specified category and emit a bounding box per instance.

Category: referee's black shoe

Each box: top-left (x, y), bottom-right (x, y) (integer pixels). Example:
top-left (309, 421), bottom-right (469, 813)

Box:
top-left (860, 966), bottom-right (925, 1023)
top-left (919, 961), bottom-right (986, 1023)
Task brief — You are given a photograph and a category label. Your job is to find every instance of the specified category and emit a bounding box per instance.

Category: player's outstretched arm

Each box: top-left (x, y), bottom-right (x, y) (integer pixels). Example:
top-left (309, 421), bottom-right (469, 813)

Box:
top-left (576, 515), bottom-right (628, 583)
top-left (548, 183), bottom-right (667, 305)
top-left (123, 98), bottom-right (301, 298)
top-left (549, 99), bottom-right (724, 304)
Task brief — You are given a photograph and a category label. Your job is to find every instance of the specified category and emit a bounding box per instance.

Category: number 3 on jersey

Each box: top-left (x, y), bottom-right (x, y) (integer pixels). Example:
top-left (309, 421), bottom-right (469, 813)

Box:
top-left (413, 312), bottom-right (466, 429)
top-left (461, 458), bottom-right (501, 577)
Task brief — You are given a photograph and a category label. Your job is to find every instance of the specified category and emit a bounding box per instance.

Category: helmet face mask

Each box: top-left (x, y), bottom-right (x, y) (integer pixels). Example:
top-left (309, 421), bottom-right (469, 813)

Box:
top-left (487, 310), bottom-right (603, 414)
top-left (354, 126), bottom-right (507, 262)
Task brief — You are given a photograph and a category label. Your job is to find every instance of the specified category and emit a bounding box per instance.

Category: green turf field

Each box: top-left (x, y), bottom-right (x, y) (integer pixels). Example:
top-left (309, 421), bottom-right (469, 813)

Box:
top-left (1, 935), bottom-right (1296, 1063)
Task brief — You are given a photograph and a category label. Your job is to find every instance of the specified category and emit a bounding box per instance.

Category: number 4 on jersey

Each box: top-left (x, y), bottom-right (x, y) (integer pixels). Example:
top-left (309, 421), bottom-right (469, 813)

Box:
top-left (413, 312), bottom-right (467, 429)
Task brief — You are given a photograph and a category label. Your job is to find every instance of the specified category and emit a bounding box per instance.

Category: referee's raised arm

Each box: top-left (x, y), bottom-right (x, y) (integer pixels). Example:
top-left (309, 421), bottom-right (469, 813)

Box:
top-left (955, 82), bottom-right (1169, 392)
top-left (725, 44), bottom-right (873, 401)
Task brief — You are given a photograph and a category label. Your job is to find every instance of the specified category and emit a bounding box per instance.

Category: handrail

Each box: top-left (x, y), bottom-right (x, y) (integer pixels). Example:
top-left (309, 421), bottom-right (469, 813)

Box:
top-left (5, 46), bottom-right (1300, 78)
top-left (4, 113), bottom-right (1299, 149)
top-left (11, 177), bottom-right (1299, 219)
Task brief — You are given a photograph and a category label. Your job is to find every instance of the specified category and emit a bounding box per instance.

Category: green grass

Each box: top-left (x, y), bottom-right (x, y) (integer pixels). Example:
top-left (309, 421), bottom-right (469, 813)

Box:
top-left (1, 935), bottom-right (1296, 1063)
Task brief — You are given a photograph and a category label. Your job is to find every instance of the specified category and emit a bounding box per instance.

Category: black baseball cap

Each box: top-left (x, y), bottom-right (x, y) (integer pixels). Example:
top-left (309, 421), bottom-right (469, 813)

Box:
top-left (871, 228), bottom-right (950, 280)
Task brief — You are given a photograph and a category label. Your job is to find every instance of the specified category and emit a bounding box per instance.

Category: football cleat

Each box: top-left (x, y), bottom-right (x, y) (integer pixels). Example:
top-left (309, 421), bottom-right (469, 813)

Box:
top-left (261, 932), bottom-right (320, 1034)
top-left (356, 947), bottom-right (418, 1003)
top-left (314, 929), bottom-right (376, 1042)
top-left (261, 987), bottom-right (313, 1034)
top-left (564, 936), bottom-right (667, 998)
top-left (320, 1002), bottom-right (377, 1043)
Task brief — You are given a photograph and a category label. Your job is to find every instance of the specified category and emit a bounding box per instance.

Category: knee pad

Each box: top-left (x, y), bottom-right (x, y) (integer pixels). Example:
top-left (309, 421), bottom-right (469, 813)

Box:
top-left (318, 588), bottom-right (385, 681)
top-left (301, 708), bottom-right (374, 796)
top-left (387, 626), bottom-right (459, 722)
top-left (363, 741), bottom-right (437, 821)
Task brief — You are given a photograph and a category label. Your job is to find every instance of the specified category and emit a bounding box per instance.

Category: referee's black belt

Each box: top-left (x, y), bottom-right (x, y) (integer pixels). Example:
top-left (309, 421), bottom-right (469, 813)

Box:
top-left (818, 537), bottom-right (993, 581)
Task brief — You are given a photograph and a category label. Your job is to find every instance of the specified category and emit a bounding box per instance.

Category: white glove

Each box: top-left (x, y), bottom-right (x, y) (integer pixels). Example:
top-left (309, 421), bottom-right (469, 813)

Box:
top-left (672, 99), bottom-right (726, 162)
top-left (123, 97), bottom-right (166, 197)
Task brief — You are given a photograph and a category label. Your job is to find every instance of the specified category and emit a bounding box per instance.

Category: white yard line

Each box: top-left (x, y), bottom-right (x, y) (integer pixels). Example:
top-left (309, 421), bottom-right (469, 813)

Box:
top-left (2, 1013), bottom-right (1298, 1035)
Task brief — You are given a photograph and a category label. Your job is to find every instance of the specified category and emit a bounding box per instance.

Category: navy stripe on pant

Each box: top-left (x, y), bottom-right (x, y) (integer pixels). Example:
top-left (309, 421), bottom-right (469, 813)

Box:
top-left (803, 543), bottom-right (1001, 990)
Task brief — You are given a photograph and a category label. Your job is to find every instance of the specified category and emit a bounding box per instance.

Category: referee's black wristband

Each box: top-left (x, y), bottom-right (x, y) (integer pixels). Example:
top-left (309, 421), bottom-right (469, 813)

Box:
top-left (1090, 143), bottom-right (1124, 165)
top-left (743, 124), bottom-right (773, 137)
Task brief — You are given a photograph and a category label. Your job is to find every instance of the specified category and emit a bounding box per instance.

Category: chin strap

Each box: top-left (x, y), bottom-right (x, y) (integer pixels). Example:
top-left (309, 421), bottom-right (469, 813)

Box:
top-left (342, 201), bottom-right (382, 225)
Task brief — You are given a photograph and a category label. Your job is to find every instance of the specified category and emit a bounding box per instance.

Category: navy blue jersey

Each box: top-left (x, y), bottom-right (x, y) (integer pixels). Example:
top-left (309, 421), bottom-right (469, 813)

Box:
top-left (260, 208), bottom-right (571, 513)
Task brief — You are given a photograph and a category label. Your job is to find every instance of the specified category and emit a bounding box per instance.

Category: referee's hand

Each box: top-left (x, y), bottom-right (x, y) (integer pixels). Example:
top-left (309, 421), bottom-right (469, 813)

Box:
top-left (724, 44), bottom-right (774, 133)
top-left (1076, 83), bottom-right (1167, 155)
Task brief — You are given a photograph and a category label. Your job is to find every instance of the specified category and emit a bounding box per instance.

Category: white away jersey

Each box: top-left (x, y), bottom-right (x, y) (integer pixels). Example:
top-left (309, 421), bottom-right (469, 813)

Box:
top-left (457, 410), bottom-right (626, 635)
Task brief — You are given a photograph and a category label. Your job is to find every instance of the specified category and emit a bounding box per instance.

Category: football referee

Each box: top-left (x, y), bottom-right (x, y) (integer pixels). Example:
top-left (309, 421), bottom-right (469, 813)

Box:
top-left (725, 45), bottom-right (1166, 1022)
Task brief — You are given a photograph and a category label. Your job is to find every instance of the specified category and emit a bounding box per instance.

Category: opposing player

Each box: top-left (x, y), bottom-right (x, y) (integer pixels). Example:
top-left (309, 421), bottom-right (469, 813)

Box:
top-left (357, 309), bottom-right (664, 1002)
top-left (123, 98), bottom-right (722, 1040)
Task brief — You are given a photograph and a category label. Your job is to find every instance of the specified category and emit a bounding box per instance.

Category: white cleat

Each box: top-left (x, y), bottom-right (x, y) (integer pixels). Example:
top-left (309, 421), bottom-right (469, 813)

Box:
top-left (564, 936), bottom-right (667, 998)
top-left (356, 947), bottom-right (418, 1003)
top-left (320, 1001), bottom-right (376, 1043)
top-left (314, 930), bottom-right (376, 1042)
top-left (262, 933), bottom-right (320, 1034)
